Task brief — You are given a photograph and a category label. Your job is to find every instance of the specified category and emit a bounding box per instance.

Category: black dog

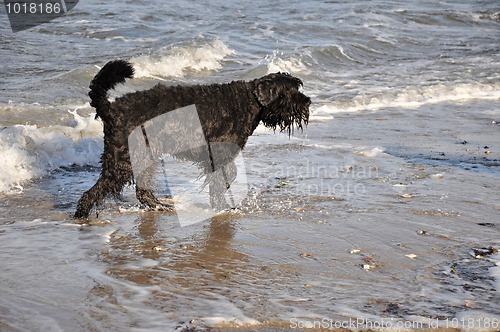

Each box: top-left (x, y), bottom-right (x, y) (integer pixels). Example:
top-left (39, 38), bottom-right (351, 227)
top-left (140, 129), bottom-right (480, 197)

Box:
top-left (74, 60), bottom-right (310, 218)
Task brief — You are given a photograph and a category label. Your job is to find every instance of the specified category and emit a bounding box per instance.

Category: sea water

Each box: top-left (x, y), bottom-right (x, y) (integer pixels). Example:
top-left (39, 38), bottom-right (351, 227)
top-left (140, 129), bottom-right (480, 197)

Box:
top-left (1, 0), bottom-right (499, 330)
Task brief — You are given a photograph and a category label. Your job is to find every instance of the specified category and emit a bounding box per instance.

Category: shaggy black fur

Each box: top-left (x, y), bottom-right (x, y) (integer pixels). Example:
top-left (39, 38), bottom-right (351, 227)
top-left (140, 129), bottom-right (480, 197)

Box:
top-left (74, 60), bottom-right (311, 218)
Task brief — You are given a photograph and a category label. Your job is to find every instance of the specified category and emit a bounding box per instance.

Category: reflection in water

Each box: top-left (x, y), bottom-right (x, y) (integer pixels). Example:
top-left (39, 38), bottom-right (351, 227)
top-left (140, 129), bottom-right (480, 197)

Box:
top-left (88, 211), bottom-right (256, 329)
top-left (136, 212), bottom-right (164, 261)
top-left (104, 211), bottom-right (248, 286)
top-left (169, 213), bottom-right (249, 282)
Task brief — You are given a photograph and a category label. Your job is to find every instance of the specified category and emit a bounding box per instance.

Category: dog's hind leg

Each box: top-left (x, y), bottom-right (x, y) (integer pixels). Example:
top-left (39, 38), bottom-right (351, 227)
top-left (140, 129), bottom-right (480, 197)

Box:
top-left (74, 177), bottom-right (113, 219)
top-left (74, 151), bottom-right (132, 219)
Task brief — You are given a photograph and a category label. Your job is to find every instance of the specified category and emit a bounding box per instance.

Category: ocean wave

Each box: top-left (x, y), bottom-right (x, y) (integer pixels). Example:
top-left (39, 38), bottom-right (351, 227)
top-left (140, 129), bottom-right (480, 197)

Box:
top-left (260, 50), bottom-right (310, 75)
top-left (0, 111), bottom-right (103, 194)
top-left (315, 82), bottom-right (500, 114)
top-left (130, 39), bottom-right (234, 80)
top-left (313, 44), bottom-right (359, 65)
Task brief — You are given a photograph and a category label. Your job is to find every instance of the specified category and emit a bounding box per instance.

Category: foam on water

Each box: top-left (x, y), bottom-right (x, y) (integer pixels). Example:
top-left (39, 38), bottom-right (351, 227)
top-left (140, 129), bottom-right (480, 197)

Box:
top-left (314, 82), bottom-right (500, 115)
top-left (131, 39), bottom-right (234, 80)
top-left (261, 50), bottom-right (310, 75)
top-left (0, 111), bottom-right (103, 193)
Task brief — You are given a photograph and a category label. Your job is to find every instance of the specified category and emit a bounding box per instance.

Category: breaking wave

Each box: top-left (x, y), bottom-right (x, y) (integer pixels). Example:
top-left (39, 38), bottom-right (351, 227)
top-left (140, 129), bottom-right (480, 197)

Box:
top-left (0, 111), bottom-right (103, 194)
top-left (314, 82), bottom-right (500, 115)
top-left (130, 39), bottom-right (234, 80)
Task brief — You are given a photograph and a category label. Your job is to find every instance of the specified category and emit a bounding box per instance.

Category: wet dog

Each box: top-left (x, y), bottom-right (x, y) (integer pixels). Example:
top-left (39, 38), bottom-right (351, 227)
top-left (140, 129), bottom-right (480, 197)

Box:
top-left (74, 60), bottom-right (310, 218)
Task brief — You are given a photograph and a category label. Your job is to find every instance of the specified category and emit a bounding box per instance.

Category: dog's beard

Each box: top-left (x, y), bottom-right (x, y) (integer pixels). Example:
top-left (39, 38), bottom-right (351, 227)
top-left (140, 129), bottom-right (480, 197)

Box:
top-left (260, 93), bottom-right (310, 135)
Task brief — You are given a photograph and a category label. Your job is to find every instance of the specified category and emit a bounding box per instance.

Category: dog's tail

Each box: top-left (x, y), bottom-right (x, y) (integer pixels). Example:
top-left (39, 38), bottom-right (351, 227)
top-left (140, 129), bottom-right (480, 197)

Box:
top-left (89, 60), bottom-right (134, 119)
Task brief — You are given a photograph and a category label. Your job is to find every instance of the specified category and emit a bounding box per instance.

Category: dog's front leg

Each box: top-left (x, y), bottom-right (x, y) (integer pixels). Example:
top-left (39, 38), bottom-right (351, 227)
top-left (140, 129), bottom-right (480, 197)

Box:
top-left (208, 161), bottom-right (237, 211)
top-left (135, 165), bottom-right (174, 211)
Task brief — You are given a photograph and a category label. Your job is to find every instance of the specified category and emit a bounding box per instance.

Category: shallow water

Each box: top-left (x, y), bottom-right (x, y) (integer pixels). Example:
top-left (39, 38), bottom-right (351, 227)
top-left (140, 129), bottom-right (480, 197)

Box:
top-left (1, 0), bottom-right (500, 330)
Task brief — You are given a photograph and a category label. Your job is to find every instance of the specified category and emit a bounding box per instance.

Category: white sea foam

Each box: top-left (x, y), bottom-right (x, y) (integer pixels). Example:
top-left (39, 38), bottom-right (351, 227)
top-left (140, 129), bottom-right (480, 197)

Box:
top-left (0, 111), bottom-right (103, 194)
top-left (262, 50), bottom-right (309, 74)
top-left (356, 147), bottom-right (385, 157)
top-left (317, 82), bottom-right (500, 114)
top-left (131, 39), bottom-right (233, 79)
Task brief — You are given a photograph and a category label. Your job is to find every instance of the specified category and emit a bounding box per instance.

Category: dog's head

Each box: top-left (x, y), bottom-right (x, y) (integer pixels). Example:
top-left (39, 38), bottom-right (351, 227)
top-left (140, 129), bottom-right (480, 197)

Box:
top-left (253, 72), bottom-right (311, 135)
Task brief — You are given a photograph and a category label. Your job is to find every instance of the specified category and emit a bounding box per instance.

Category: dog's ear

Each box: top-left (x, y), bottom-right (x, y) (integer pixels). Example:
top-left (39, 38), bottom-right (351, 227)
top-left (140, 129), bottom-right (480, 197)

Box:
top-left (253, 73), bottom-right (303, 107)
top-left (253, 77), bottom-right (281, 107)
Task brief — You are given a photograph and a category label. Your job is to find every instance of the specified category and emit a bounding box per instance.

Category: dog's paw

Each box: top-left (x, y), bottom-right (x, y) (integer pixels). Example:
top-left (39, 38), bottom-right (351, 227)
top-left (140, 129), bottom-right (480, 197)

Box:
top-left (210, 200), bottom-right (234, 212)
top-left (138, 204), bottom-right (174, 213)
top-left (151, 202), bottom-right (175, 212)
